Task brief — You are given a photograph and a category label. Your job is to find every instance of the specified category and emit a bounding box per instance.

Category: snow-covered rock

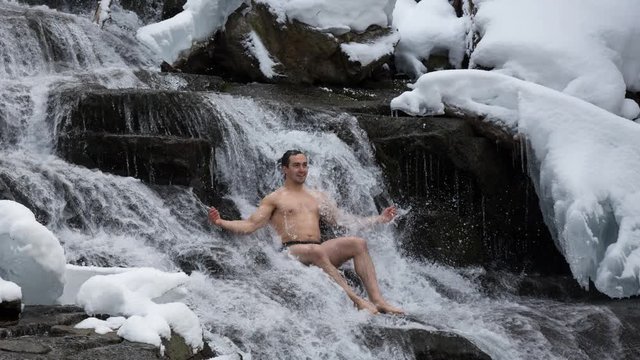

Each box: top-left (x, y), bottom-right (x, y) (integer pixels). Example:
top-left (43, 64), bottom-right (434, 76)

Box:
top-left (76, 267), bottom-right (203, 351)
top-left (171, 2), bottom-right (398, 85)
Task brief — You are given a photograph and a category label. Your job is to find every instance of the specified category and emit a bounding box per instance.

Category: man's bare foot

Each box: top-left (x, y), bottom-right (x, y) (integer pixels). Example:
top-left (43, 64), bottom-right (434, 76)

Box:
top-left (375, 301), bottom-right (404, 315)
top-left (354, 298), bottom-right (379, 314)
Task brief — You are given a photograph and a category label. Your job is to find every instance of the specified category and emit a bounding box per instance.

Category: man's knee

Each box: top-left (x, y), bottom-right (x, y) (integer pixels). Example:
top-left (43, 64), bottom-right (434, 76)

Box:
top-left (349, 237), bottom-right (368, 253)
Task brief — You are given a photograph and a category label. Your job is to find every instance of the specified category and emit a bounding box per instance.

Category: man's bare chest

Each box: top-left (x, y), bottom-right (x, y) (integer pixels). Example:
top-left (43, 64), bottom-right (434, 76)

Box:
top-left (276, 197), bottom-right (319, 217)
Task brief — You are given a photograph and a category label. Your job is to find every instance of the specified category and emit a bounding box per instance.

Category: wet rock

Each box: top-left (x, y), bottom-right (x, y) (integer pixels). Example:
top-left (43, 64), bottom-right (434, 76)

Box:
top-left (0, 306), bottom-right (216, 360)
top-left (0, 300), bottom-right (21, 327)
top-left (0, 338), bottom-right (51, 354)
top-left (363, 326), bottom-right (491, 360)
top-left (173, 2), bottom-right (397, 86)
top-left (55, 88), bottom-right (229, 207)
top-left (0, 305), bottom-right (87, 338)
top-left (358, 114), bottom-right (570, 274)
top-left (163, 331), bottom-right (216, 360)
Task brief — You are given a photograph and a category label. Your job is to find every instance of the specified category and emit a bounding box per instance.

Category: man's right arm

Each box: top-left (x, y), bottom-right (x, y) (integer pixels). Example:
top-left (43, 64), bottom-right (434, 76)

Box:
top-left (208, 195), bottom-right (276, 235)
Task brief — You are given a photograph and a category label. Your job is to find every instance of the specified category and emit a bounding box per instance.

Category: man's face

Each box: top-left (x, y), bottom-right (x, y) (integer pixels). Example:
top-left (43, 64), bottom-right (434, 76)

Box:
top-left (283, 154), bottom-right (308, 184)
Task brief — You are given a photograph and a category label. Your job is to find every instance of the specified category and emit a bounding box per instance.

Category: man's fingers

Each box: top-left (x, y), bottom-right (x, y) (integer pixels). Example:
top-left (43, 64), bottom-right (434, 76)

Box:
top-left (208, 207), bottom-right (220, 222)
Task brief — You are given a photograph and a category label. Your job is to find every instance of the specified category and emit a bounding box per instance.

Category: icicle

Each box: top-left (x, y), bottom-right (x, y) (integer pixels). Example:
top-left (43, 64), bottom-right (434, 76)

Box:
top-left (520, 133), bottom-right (526, 173)
top-left (209, 147), bottom-right (216, 190)
top-left (481, 195), bottom-right (486, 240)
top-left (423, 151), bottom-right (428, 194)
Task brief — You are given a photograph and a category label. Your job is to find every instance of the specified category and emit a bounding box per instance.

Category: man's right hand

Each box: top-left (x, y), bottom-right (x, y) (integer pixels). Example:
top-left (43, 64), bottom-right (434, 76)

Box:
top-left (208, 207), bottom-right (223, 226)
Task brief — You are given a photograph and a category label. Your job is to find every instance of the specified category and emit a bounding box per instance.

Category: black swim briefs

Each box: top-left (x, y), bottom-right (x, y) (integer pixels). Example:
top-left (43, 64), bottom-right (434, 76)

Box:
top-left (281, 240), bottom-right (322, 251)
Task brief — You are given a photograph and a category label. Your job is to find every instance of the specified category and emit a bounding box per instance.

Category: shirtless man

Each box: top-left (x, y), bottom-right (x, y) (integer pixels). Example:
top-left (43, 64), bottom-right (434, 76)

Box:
top-left (208, 150), bottom-right (403, 314)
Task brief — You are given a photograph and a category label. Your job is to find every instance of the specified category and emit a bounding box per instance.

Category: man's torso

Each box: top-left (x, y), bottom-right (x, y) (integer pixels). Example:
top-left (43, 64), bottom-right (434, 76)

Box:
top-left (268, 188), bottom-right (323, 243)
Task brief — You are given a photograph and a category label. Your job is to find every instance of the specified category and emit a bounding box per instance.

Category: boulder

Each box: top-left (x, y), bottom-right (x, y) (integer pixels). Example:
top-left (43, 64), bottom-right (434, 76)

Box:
top-left (363, 325), bottom-right (491, 360)
top-left (172, 2), bottom-right (397, 86)
top-left (0, 300), bottom-right (21, 327)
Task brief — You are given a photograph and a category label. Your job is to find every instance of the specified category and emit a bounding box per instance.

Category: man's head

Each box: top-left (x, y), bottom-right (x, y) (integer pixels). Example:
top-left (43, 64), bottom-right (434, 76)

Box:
top-left (280, 150), bottom-right (308, 184)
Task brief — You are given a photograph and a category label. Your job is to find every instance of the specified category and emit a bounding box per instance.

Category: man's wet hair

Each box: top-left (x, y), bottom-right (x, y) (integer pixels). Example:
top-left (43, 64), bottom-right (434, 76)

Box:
top-left (280, 150), bottom-right (305, 167)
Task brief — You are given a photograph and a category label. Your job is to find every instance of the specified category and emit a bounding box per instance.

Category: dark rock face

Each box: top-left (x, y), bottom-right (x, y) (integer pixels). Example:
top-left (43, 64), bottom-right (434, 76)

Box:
top-left (172, 2), bottom-right (396, 86)
top-left (358, 114), bottom-right (570, 274)
top-left (55, 89), bottom-right (229, 208)
top-left (363, 326), bottom-right (491, 360)
top-left (0, 300), bottom-right (21, 327)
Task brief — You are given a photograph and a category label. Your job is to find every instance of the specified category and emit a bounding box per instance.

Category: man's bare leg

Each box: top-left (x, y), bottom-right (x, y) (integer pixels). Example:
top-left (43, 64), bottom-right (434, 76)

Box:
top-left (287, 244), bottom-right (379, 314)
top-left (322, 237), bottom-right (404, 314)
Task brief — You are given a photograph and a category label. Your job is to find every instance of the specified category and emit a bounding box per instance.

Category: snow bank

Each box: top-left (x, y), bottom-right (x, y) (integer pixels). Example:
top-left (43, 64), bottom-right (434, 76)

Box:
top-left (391, 70), bottom-right (640, 298)
top-left (76, 268), bottom-right (203, 350)
top-left (0, 200), bottom-right (66, 304)
top-left (471, 0), bottom-right (640, 119)
top-left (0, 277), bottom-right (21, 303)
top-left (392, 0), bottom-right (466, 78)
top-left (136, 0), bottom-right (247, 63)
top-left (260, 0), bottom-right (396, 35)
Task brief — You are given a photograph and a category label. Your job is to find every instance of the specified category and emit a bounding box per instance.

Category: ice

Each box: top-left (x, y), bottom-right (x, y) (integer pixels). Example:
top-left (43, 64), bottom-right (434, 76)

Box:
top-left (0, 200), bottom-right (66, 304)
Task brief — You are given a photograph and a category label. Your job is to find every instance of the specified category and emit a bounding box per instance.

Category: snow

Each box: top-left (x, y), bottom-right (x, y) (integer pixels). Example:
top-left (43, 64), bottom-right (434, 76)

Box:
top-left (75, 316), bottom-right (126, 334)
top-left (259, 0), bottom-right (396, 35)
top-left (0, 276), bottom-right (21, 303)
top-left (341, 32), bottom-right (399, 67)
top-left (470, 0), bottom-right (640, 119)
top-left (0, 200), bottom-right (66, 305)
top-left (391, 69), bottom-right (640, 298)
top-left (59, 264), bottom-right (132, 305)
top-left (244, 31), bottom-right (279, 78)
top-left (76, 268), bottom-right (203, 350)
top-left (136, 0), bottom-right (247, 63)
top-left (117, 314), bottom-right (171, 347)
top-left (392, 0), bottom-right (466, 77)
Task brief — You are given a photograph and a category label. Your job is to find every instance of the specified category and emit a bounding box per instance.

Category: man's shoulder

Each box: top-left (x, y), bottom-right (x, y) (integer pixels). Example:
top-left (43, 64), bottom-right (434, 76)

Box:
top-left (262, 188), bottom-right (284, 203)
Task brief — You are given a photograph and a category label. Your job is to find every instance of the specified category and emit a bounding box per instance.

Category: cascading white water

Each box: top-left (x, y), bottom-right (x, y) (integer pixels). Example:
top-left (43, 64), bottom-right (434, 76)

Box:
top-left (0, 1), bottom-right (628, 359)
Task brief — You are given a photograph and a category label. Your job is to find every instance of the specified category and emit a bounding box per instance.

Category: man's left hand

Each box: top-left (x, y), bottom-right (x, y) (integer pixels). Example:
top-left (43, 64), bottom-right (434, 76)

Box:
top-left (378, 206), bottom-right (397, 223)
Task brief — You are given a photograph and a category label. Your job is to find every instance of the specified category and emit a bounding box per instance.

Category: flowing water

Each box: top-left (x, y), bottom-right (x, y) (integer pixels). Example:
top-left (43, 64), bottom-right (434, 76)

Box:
top-left (0, 1), bottom-right (629, 359)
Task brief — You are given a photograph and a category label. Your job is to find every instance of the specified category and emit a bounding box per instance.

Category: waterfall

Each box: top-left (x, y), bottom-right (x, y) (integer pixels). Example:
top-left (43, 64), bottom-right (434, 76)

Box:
top-left (0, 1), bottom-right (627, 359)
